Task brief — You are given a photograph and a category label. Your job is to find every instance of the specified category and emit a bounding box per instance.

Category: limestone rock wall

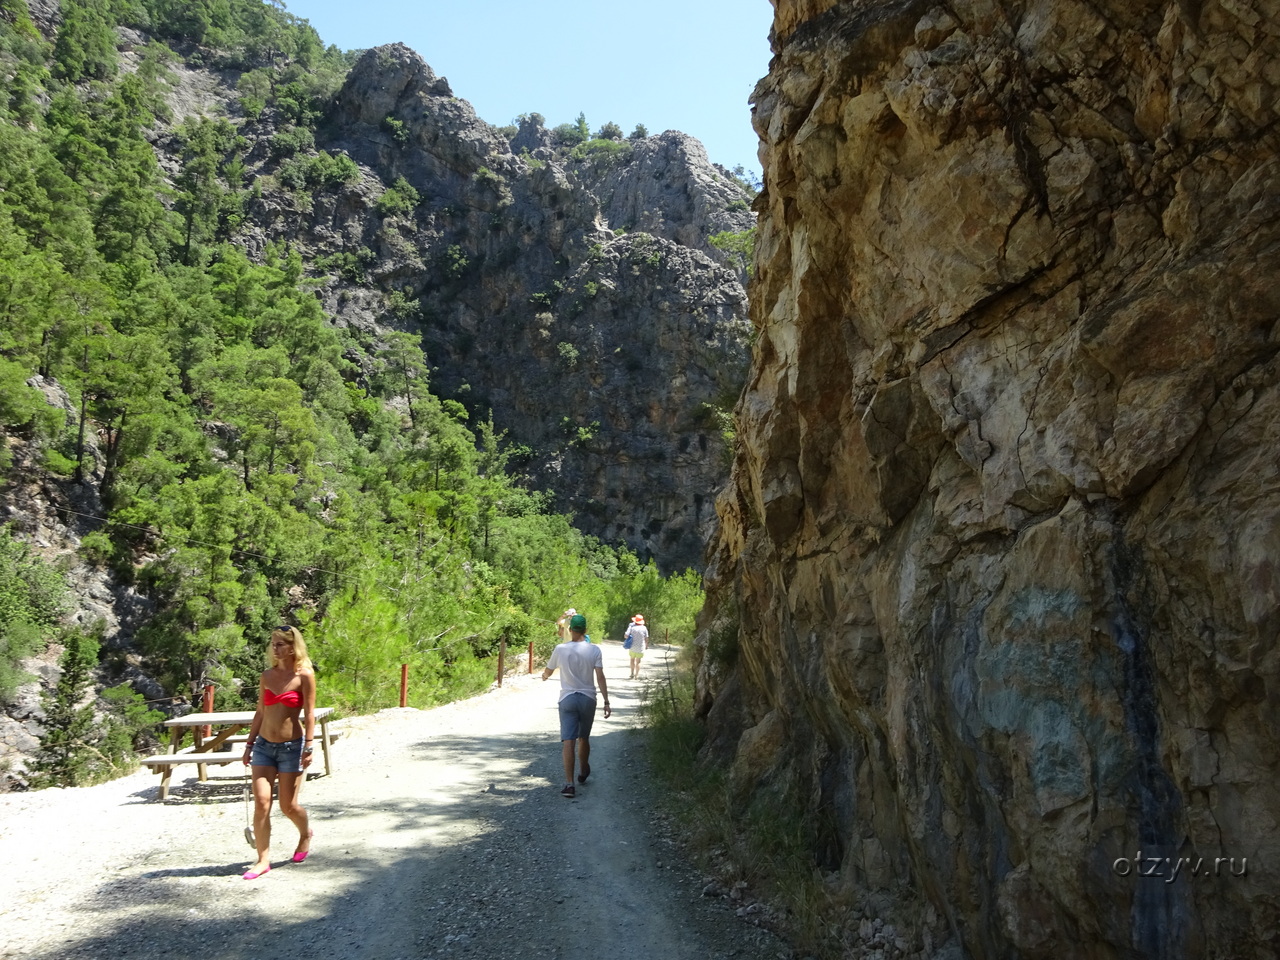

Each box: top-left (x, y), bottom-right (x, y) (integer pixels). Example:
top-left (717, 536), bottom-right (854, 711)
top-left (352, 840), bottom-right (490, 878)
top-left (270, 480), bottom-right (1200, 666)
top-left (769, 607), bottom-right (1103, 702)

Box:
top-left (699, 1), bottom-right (1280, 956)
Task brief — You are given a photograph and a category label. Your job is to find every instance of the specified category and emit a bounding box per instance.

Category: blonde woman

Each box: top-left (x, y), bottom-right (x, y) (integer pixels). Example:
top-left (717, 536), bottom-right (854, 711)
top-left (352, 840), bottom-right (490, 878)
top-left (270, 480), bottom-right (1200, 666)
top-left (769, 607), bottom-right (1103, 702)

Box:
top-left (240, 625), bottom-right (316, 879)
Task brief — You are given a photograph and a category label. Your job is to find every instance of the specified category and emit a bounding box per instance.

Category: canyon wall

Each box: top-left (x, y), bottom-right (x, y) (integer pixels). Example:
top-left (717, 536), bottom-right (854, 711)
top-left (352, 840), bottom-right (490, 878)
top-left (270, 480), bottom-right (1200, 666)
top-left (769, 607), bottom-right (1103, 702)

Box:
top-left (697, 1), bottom-right (1280, 956)
top-left (313, 45), bottom-right (753, 572)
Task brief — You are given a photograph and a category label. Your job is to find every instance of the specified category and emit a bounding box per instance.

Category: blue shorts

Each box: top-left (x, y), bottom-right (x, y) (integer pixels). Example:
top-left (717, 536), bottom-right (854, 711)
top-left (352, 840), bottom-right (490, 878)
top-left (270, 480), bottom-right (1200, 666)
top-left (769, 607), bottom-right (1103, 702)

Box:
top-left (250, 736), bottom-right (303, 773)
top-left (558, 693), bottom-right (597, 741)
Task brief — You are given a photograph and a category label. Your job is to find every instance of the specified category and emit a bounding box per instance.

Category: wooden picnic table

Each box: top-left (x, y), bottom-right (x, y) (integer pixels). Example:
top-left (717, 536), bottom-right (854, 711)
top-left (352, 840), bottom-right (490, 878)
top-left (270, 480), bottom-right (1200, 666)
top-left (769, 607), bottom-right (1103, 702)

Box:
top-left (144, 708), bottom-right (336, 800)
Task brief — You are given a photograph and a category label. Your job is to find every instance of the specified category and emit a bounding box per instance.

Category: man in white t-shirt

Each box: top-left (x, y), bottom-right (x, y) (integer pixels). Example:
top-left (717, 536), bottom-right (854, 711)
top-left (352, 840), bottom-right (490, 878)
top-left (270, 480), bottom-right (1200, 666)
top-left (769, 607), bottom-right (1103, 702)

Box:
top-left (623, 614), bottom-right (650, 678)
top-left (542, 613), bottom-right (610, 798)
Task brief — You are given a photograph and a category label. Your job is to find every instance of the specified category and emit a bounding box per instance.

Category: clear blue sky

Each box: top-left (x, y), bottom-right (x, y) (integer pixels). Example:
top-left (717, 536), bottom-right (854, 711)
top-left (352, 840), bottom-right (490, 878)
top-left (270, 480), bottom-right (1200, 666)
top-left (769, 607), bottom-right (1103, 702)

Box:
top-left (283, 0), bottom-right (774, 176)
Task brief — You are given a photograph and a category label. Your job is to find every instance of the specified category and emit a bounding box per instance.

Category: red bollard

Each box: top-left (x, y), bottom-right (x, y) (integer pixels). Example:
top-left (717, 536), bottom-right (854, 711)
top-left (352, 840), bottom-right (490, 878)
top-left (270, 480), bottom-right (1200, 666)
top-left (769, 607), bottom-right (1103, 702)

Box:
top-left (201, 684), bottom-right (214, 737)
top-left (528, 641), bottom-right (534, 674)
top-left (400, 664), bottom-right (408, 708)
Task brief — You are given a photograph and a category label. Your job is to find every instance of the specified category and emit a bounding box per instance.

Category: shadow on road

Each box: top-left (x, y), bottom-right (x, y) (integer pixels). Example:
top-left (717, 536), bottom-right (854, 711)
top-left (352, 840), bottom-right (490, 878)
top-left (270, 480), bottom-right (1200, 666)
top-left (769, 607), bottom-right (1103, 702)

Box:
top-left (20, 649), bottom-right (780, 960)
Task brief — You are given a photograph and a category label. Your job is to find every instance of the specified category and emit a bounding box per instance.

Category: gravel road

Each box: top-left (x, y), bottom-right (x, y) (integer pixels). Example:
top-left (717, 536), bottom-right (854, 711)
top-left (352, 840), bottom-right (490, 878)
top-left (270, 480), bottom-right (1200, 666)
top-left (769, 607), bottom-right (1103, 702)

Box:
top-left (0, 642), bottom-right (790, 960)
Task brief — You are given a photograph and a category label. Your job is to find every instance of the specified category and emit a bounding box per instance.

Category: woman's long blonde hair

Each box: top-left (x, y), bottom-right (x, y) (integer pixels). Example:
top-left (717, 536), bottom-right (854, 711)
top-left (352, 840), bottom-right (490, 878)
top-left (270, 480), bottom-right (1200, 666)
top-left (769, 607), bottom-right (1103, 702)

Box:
top-left (269, 625), bottom-right (314, 672)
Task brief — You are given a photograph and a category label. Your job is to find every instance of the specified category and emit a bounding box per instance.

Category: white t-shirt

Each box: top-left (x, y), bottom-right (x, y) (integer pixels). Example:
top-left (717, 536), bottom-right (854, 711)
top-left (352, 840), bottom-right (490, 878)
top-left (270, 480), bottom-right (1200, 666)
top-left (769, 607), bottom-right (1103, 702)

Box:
top-left (546, 640), bottom-right (603, 701)
top-left (624, 623), bottom-right (649, 651)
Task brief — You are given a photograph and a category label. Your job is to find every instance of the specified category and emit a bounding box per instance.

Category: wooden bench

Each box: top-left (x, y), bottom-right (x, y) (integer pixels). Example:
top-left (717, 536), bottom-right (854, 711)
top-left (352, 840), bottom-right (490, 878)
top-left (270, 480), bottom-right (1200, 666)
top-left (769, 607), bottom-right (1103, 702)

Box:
top-left (142, 749), bottom-right (242, 770)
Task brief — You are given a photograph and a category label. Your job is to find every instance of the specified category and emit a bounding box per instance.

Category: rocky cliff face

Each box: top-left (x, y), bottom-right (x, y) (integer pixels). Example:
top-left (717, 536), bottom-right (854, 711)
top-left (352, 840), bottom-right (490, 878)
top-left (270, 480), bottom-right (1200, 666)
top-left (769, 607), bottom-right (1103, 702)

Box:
top-left (267, 44), bottom-right (754, 570)
top-left (698, 1), bottom-right (1280, 956)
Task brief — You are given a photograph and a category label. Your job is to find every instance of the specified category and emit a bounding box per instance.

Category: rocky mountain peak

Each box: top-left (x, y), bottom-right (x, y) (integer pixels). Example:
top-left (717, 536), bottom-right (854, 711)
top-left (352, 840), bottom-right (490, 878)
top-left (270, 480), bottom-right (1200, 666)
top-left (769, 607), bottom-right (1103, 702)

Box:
top-left (288, 44), bottom-right (758, 571)
top-left (335, 43), bottom-right (455, 118)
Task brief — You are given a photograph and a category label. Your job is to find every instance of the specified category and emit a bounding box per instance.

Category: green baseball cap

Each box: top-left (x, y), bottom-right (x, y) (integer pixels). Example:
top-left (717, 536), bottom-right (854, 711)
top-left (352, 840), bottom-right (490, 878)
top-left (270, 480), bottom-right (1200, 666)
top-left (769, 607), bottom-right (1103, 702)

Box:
top-left (569, 614), bottom-right (587, 632)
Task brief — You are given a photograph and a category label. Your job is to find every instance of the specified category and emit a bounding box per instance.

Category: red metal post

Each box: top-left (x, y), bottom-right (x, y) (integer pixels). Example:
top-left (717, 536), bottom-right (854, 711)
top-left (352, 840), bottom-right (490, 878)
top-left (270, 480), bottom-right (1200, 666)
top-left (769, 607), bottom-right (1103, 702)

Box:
top-left (400, 664), bottom-right (408, 708)
top-left (497, 637), bottom-right (507, 687)
top-left (528, 641), bottom-right (534, 674)
top-left (201, 684), bottom-right (214, 737)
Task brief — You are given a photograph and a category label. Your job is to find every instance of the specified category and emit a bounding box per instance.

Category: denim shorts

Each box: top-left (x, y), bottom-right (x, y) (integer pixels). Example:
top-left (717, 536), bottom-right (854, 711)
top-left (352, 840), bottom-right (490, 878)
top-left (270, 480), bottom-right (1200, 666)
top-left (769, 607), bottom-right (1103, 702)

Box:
top-left (558, 692), bottom-right (597, 741)
top-left (250, 736), bottom-right (303, 773)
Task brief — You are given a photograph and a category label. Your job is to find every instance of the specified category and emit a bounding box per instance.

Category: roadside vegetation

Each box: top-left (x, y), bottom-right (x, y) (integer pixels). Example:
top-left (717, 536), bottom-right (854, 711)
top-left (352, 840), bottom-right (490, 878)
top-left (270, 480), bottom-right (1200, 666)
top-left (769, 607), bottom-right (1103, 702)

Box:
top-left (0, 0), bottom-right (707, 786)
top-left (641, 645), bottom-right (850, 960)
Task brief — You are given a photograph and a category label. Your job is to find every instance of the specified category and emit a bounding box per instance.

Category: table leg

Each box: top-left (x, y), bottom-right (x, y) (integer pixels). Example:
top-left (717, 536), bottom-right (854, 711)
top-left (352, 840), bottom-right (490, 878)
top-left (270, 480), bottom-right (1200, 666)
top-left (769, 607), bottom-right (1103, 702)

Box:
top-left (194, 727), bottom-right (209, 782)
top-left (160, 726), bottom-right (181, 800)
top-left (319, 717), bottom-right (333, 776)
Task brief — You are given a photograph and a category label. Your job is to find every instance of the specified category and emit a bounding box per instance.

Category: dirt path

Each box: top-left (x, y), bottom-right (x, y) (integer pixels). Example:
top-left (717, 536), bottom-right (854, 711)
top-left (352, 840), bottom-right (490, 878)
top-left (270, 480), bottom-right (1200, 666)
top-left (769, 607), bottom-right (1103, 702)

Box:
top-left (0, 642), bottom-right (788, 960)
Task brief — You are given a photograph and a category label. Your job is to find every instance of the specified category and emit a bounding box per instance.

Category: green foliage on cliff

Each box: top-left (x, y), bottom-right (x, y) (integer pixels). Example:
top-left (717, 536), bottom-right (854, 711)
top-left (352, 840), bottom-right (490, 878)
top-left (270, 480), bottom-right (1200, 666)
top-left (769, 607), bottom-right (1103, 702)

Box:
top-left (0, 0), bottom-right (704, 734)
top-left (709, 227), bottom-right (757, 276)
top-left (0, 526), bottom-right (70, 701)
top-left (376, 176), bottom-right (420, 217)
top-left (570, 137), bottom-right (633, 167)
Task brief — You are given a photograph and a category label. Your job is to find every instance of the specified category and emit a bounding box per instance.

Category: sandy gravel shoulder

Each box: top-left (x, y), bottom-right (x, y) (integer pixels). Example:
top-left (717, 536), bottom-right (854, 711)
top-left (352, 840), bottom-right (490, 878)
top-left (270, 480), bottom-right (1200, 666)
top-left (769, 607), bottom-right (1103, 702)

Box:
top-left (0, 641), bottom-right (790, 960)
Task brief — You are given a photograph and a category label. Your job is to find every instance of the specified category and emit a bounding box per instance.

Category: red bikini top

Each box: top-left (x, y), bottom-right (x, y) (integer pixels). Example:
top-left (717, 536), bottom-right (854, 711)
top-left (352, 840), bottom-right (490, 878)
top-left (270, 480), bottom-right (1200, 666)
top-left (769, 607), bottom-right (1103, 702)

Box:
top-left (263, 688), bottom-right (302, 708)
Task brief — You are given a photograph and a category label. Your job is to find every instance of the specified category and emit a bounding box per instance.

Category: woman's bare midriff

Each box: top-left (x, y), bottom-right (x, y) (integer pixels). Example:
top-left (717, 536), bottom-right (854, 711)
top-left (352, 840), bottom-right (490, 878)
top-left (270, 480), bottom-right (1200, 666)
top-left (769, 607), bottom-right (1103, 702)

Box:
top-left (258, 701), bottom-right (303, 742)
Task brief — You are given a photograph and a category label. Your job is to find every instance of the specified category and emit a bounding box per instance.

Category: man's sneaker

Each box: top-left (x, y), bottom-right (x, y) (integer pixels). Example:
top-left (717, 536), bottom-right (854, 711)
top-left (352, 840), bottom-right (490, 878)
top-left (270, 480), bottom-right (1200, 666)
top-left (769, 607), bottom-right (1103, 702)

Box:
top-left (561, 784), bottom-right (576, 798)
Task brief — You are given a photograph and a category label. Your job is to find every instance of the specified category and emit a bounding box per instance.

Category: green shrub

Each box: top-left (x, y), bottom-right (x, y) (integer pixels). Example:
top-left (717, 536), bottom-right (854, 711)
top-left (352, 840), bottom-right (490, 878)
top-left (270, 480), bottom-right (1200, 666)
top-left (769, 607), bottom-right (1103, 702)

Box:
top-left (41, 449), bottom-right (76, 476)
top-left (316, 247), bottom-right (375, 283)
top-left (383, 115), bottom-right (409, 145)
top-left (98, 683), bottom-right (166, 771)
top-left (443, 244), bottom-right (469, 277)
top-left (556, 341), bottom-right (579, 368)
top-left (279, 150), bottom-right (360, 191)
top-left (709, 227), bottom-right (757, 276)
top-left (473, 166), bottom-right (504, 188)
top-left (0, 359), bottom-right (62, 438)
top-left (269, 125), bottom-right (315, 160)
top-left (376, 176), bottom-right (421, 217)
top-left (274, 80), bottom-right (321, 127)
top-left (552, 122), bottom-right (587, 146)
top-left (706, 617), bottom-right (739, 668)
top-left (386, 289), bottom-right (420, 320)
top-left (570, 138), bottom-right (633, 166)
top-left (0, 526), bottom-right (70, 702)
top-left (640, 645), bottom-right (704, 788)
top-left (78, 530), bottom-right (114, 566)
top-left (238, 95), bottom-right (265, 121)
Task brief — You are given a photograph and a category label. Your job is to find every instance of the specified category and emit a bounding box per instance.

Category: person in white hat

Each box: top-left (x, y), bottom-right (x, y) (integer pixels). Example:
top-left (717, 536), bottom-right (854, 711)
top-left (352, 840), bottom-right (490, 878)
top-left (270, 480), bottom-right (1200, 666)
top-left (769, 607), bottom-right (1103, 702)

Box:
top-left (555, 607), bottom-right (577, 643)
top-left (623, 614), bottom-right (649, 678)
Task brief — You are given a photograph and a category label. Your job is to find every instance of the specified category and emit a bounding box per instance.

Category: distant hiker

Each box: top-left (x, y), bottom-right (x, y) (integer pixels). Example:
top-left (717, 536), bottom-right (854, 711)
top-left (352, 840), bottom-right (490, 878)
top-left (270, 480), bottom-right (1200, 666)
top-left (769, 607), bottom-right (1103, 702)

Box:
top-left (623, 614), bottom-right (649, 679)
top-left (557, 605), bottom-right (592, 642)
top-left (241, 625), bottom-right (316, 879)
top-left (556, 607), bottom-right (576, 642)
top-left (542, 613), bottom-right (610, 798)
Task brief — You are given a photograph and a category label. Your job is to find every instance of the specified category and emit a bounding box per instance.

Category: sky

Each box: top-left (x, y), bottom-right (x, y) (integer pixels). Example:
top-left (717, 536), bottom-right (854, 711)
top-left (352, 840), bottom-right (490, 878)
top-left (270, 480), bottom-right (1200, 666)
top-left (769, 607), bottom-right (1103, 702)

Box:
top-left (282, 0), bottom-right (774, 177)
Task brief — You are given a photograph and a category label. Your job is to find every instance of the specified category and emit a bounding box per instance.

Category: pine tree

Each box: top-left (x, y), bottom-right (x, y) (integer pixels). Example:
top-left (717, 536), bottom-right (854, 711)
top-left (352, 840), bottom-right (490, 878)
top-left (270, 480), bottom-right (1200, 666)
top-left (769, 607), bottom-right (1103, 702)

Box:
top-left (29, 633), bottom-right (99, 788)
